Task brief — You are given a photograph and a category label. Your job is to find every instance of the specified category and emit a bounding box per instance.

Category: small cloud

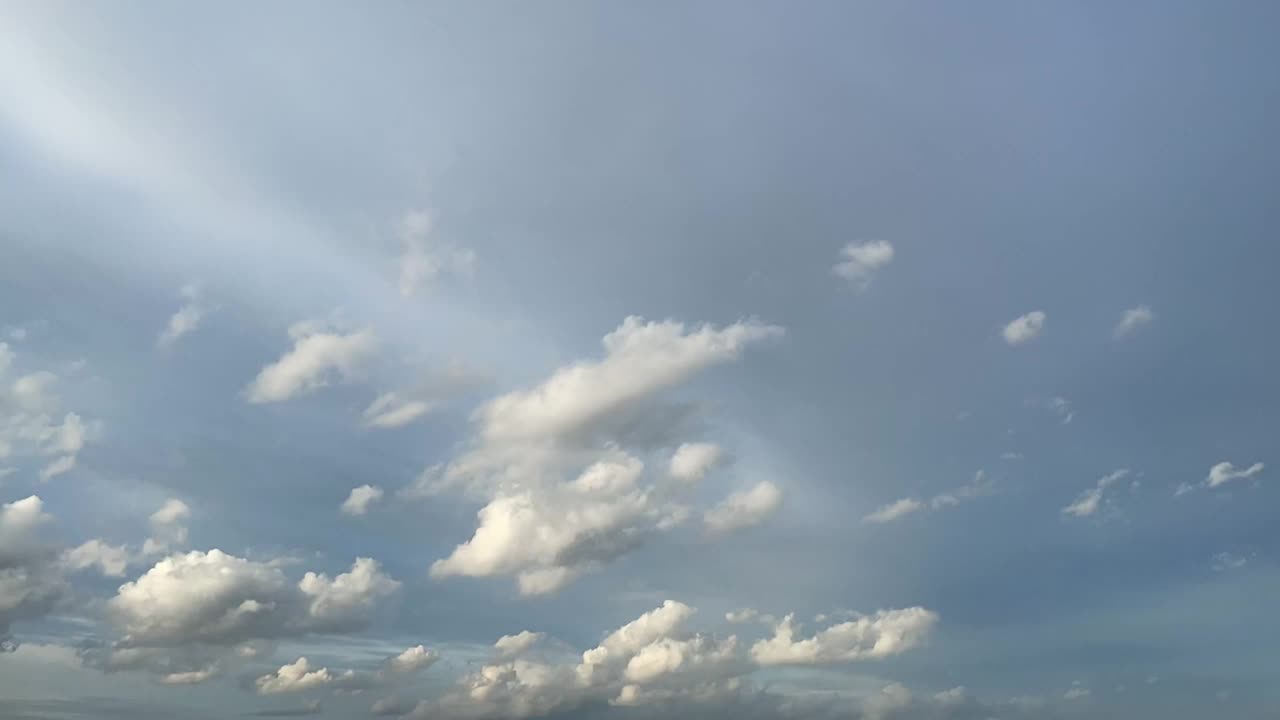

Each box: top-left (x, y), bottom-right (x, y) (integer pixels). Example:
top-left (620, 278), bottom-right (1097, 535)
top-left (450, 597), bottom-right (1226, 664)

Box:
top-left (1003, 310), bottom-right (1046, 345)
top-left (1063, 469), bottom-right (1130, 518)
top-left (864, 497), bottom-right (924, 524)
top-left (397, 210), bottom-right (476, 297)
top-left (1211, 551), bottom-right (1249, 571)
top-left (1205, 460), bottom-right (1263, 489)
top-left (341, 485), bottom-right (384, 516)
top-left (833, 240), bottom-right (894, 290)
top-left (1113, 304), bottom-right (1154, 339)
top-left (157, 283), bottom-right (215, 349)
top-left (1000, 451), bottom-right (1024, 461)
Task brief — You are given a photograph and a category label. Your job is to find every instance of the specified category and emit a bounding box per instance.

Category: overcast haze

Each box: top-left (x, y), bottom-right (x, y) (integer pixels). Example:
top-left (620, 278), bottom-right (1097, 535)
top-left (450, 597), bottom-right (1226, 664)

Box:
top-left (2, 2), bottom-right (1278, 719)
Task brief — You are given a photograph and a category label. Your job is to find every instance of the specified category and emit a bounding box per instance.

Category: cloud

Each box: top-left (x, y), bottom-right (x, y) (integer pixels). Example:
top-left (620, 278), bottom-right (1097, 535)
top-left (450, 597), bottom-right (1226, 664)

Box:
top-left (1211, 552), bottom-right (1249, 571)
top-left (1113, 304), bottom-right (1154, 339)
top-left (476, 317), bottom-right (783, 444)
top-left (107, 550), bottom-right (399, 650)
top-left (1205, 461), bottom-right (1263, 488)
top-left (340, 485), bottom-right (384, 516)
top-left (1062, 468), bottom-right (1130, 518)
top-left (833, 241), bottom-right (894, 289)
top-left (668, 443), bottom-right (727, 483)
top-left (387, 645), bottom-right (439, 674)
top-left (255, 657), bottom-right (333, 695)
top-left (867, 471), bottom-right (995, 524)
top-left (704, 481), bottom-right (783, 534)
top-left (750, 608), bottom-right (938, 666)
top-left (397, 209), bottom-right (476, 297)
top-left (142, 498), bottom-right (190, 556)
top-left (495, 631), bottom-right (544, 658)
top-left (421, 316), bottom-right (784, 595)
top-left (157, 283), bottom-right (214, 349)
top-left (160, 667), bottom-right (219, 685)
top-left (1045, 396), bottom-right (1073, 424)
top-left (245, 322), bottom-right (377, 404)
top-left (0, 495), bottom-right (66, 644)
top-left (1, 357), bottom-right (100, 482)
top-left (61, 539), bottom-right (130, 577)
top-left (1002, 311), bottom-right (1046, 345)
top-left (863, 498), bottom-right (924, 524)
top-left (362, 392), bottom-right (433, 429)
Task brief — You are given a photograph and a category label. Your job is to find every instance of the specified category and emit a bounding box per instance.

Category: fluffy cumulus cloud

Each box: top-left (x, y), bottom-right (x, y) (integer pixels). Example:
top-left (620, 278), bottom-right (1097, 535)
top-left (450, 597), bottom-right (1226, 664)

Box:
top-left (387, 645), bottom-right (440, 674)
top-left (704, 481), bottom-right (783, 534)
top-left (397, 209), bottom-right (476, 297)
top-left (495, 631), bottom-right (544, 658)
top-left (1062, 468), bottom-right (1130, 518)
top-left (340, 485), bottom-right (384, 516)
top-left (416, 599), bottom-right (936, 719)
top-left (0, 348), bottom-right (100, 481)
top-left (61, 539), bottom-right (130, 577)
top-left (1002, 311), bottom-right (1046, 345)
top-left (245, 321), bottom-right (377, 404)
top-left (1113, 304), bottom-right (1154, 339)
top-left (420, 317), bottom-right (785, 595)
top-left (750, 608), bottom-right (939, 666)
top-left (102, 550), bottom-right (398, 678)
top-left (668, 442), bottom-right (726, 483)
top-left (0, 495), bottom-right (65, 646)
top-left (833, 241), bottom-right (895, 289)
top-left (255, 657), bottom-right (333, 695)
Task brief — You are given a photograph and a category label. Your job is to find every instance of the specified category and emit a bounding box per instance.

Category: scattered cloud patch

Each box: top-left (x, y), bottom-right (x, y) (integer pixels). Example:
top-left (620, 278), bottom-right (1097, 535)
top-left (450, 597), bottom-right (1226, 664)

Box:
top-left (1062, 468), bottom-right (1130, 518)
top-left (704, 481), bottom-right (783, 534)
top-left (1206, 460), bottom-right (1263, 489)
top-left (1003, 311), bottom-right (1046, 345)
top-left (157, 283), bottom-right (215, 349)
top-left (833, 241), bottom-right (894, 290)
top-left (397, 210), bottom-right (476, 297)
top-left (245, 322), bottom-right (377, 404)
top-left (1113, 304), bottom-right (1154, 339)
top-left (340, 485), bottom-right (384, 516)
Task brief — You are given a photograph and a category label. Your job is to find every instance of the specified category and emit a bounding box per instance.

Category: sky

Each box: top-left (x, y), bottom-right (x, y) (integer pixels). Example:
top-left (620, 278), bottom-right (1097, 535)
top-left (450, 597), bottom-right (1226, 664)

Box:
top-left (1, 2), bottom-right (1278, 719)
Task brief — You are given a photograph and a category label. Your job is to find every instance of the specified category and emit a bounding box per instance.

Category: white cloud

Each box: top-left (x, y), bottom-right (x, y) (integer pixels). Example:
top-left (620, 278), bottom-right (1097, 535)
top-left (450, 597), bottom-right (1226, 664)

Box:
top-left (256, 657), bottom-right (334, 695)
top-left (1002, 311), bottom-right (1046, 345)
top-left (1113, 305), bottom-right (1154, 339)
top-left (245, 322), bottom-right (377, 404)
top-left (420, 317), bottom-right (784, 595)
top-left (160, 667), bottom-right (219, 685)
top-left (863, 498), bottom-right (924, 524)
top-left (61, 539), bottom-right (130, 577)
top-left (388, 645), bottom-right (440, 674)
top-left (750, 608), bottom-right (938, 666)
top-left (107, 550), bottom-right (399, 649)
top-left (1206, 460), bottom-right (1263, 488)
top-left (1063, 684), bottom-right (1091, 701)
top-left (477, 317), bottom-right (782, 444)
top-left (1062, 468), bottom-right (1130, 518)
top-left (363, 392), bottom-right (433, 429)
top-left (397, 210), bottom-right (476, 297)
top-left (494, 631), bottom-right (544, 658)
top-left (157, 283), bottom-right (214, 349)
top-left (668, 442), bottom-right (726, 483)
top-left (1, 359), bottom-right (99, 482)
top-left (833, 241), bottom-right (894, 289)
top-left (142, 498), bottom-right (190, 555)
top-left (340, 485), bottom-right (384, 516)
top-left (704, 481), bottom-right (783, 534)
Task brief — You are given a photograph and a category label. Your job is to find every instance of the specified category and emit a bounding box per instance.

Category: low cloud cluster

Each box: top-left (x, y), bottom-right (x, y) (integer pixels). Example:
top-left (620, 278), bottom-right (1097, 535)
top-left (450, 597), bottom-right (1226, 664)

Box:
top-left (412, 317), bottom-right (787, 595)
top-left (0, 343), bottom-right (100, 481)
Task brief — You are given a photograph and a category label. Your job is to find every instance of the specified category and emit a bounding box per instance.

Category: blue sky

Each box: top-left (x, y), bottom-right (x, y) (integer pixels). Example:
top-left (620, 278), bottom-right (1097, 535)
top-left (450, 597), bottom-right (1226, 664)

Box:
top-left (1, 2), bottom-right (1278, 719)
